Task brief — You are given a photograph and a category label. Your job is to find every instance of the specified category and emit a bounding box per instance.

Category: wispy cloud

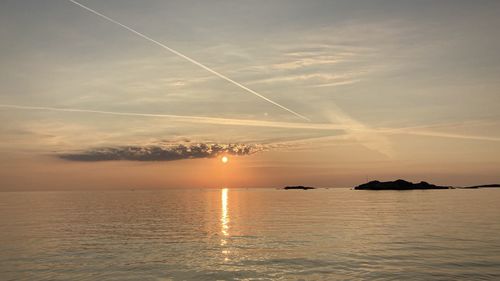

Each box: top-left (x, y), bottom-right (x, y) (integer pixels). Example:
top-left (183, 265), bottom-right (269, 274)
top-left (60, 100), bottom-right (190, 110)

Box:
top-left (270, 54), bottom-right (350, 70)
top-left (249, 72), bottom-right (362, 85)
top-left (241, 43), bottom-right (370, 87)
top-left (310, 79), bottom-right (361, 88)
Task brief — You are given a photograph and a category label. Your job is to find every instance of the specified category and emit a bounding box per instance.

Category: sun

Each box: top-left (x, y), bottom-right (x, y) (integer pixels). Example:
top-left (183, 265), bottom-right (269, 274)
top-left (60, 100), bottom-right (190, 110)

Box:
top-left (221, 156), bottom-right (229, 164)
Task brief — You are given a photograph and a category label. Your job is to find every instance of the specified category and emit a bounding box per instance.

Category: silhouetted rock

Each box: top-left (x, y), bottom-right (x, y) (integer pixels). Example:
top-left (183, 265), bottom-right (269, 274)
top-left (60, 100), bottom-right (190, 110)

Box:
top-left (284, 186), bottom-right (316, 190)
top-left (354, 179), bottom-right (450, 190)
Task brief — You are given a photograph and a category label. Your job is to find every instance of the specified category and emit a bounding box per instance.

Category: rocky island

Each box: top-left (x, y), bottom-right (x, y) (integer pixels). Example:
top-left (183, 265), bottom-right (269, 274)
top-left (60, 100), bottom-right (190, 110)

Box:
top-left (284, 186), bottom-right (316, 190)
top-left (354, 179), bottom-right (450, 190)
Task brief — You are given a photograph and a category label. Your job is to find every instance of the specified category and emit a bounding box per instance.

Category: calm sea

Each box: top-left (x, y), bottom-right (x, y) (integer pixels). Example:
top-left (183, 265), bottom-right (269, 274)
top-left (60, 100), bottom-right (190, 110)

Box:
top-left (1, 188), bottom-right (500, 280)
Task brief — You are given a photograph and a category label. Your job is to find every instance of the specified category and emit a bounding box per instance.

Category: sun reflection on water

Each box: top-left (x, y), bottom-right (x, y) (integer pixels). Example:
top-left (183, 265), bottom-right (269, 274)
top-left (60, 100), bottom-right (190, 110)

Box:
top-left (221, 188), bottom-right (230, 260)
top-left (221, 188), bottom-right (229, 236)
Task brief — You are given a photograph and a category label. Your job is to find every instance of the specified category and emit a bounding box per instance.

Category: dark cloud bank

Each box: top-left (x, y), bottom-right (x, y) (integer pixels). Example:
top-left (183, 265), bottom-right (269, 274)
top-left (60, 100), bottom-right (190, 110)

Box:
top-left (59, 143), bottom-right (265, 162)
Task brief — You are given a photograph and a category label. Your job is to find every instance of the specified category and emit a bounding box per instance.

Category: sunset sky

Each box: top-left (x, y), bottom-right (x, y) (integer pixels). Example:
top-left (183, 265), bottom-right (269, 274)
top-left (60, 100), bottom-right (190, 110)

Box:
top-left (1, 0), bottom-right (499, 190)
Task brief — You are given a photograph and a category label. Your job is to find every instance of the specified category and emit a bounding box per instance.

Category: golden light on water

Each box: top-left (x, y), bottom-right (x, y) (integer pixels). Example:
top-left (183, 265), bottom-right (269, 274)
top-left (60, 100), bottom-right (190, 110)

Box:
top-left (221, 188), bottom-right (230, 261)
top-left (221, 188), bottom-right (229, 237)
top-left (221, 156), bottom-right (229, 164)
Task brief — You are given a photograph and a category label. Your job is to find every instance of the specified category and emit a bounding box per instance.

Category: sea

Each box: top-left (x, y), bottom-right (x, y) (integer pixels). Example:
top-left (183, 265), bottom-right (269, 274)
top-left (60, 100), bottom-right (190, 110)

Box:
top-left (1, 188), bottom-right (500, 280)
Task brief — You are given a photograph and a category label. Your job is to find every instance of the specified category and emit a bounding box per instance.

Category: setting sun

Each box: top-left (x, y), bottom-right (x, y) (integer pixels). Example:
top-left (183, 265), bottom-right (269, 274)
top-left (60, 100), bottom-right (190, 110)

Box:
top-left (221, 156), bottom-right (229, 164)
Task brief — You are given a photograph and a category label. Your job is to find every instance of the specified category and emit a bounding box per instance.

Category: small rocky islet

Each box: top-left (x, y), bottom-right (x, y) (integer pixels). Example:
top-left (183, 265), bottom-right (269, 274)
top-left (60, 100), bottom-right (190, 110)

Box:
top-left (283, 186), bottom-right (316, 190)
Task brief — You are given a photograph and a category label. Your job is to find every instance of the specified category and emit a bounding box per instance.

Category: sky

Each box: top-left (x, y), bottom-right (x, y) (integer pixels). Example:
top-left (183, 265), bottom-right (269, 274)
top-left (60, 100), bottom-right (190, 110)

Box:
top-left (1, 0), bottom-right (499, 190)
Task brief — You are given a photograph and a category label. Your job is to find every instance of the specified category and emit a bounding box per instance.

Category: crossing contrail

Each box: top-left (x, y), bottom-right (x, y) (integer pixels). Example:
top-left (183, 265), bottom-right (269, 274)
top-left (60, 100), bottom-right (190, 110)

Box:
top-left (68, 0), bottom-right (310, 121)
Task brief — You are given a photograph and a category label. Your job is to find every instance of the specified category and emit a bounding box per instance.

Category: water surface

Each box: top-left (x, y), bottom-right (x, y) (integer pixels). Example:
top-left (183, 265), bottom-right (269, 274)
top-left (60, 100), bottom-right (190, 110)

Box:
top-left (1, 188), bottom-right (500, 280)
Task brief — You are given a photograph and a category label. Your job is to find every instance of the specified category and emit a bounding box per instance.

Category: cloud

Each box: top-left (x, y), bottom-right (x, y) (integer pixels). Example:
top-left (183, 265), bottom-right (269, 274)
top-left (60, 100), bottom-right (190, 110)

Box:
top-left (58, 143), bottom-right (265, 162)
top-left (270, 55), bottom-right (347, 70)
top-left (309, 79), bottom-right (361, 88)
top-left (246, 69), bottom-right (368, 87)
top-left (249, 72), bottom-right (358, 84)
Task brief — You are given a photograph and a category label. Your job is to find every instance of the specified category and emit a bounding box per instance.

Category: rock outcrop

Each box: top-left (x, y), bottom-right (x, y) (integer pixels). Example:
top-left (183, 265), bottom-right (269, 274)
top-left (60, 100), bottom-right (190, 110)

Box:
top-left (354, 179), bottom-right (450, 190)
top-left (284, 186), bottom-right (316, 190)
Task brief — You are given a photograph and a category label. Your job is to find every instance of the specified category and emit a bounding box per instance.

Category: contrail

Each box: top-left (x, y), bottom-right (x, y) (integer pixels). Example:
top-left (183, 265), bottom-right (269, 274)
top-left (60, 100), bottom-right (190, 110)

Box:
top-left (2, 104), bottom-right (500, 142)
top-left (68, 0), bottom-right (310, 121)
top-left (0, 104), bottom-right (342, 131)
